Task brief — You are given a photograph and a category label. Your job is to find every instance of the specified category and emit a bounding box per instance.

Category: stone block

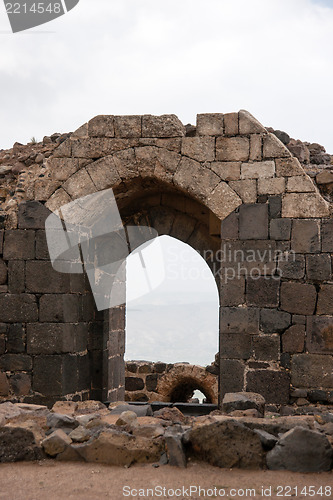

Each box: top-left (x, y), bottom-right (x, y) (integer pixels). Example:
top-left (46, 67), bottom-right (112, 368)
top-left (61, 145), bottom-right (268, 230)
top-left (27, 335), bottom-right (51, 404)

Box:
top-left (125, 376), bottom-right (144, 392)
top-left (174, 158), bottom-right (220, 201)
top-left (216, 137), bottom-right (249, 162)
top-left (268, 196), bottom-right (282, 218)
top-left (263, 134), bottom-right (291, 159)
top-left (221, 212), bottom-right (239, 240)
top-left (181, 137), bottom-right (215, 162)
top-left (239, 110), bottom-right (266, 134)
top-left (286, 175), bottom-right (315, 193)
top-left (220, 359), bottom-right (245, 397)
top-left (282, 325), bottom-right (305, 353)
top-left (33, 355), bottom-right (63, 395)
top-left (0, 353), bottom-right (32, 371)
top-left (71, 138), bottom-right (138, 159)
top-left (220, 307), bottom-right (259, 334)
top-left (220, 333), bottom-right (252, 359)
top-left (196, 113), bottom-right (224, 136)
top-left (146, 374), bottom-right (158, 392)
top-left (114, 115), bottom-right (141, 138)
top-left (0, 336), bottom-right (5, 355)
top-left (142, 115), bottom-right (185, 138)
top-left (39, 294), bottom-right (80, 322)
top-left (209, 162), bottom-right (241, 181)
top-left (10, 373), bottom-right (31, 396)
top-left (8, 260), bottom-right (25, 293)
top-left (260, 309), bottom-right (291, 333)
top-left (282, 193), bottom-right (329, 218)
top-left (0, 294), bottom-right (38, 322)
top-left (35, 230), bottom-right (50, 260)
top-left (18, 201), bottom-right (52, 229)
top-left (321, 220), bottom-right (333, 252)
top-left (26, 261), bottom-right (70, 293)
top-left (241, 161), bottom-right (275, 179)
top-left (291, 219), bottom-right (320, 253)
top-left (277, 253), bottom-right (305, 280)
top-left (275, 157), bottom-right (304, 177)
top-left (219, 240), bottom-right (277, 277)
top-left (0, 259), bottom-right (7, 285)
top-left (317, 285), bottom-right (333, 315)
top-left (63, 168), bottom-right (96, 199)
top-left (220, 277), bottom-right (245, 306)
top-left (246, 277), bottom-right (280, 307)
top-left (306, 254), bottom-right (331, 281)
top-left (0, 230), bottom-right (3, 255)
top-left (280, 282), bottom-right (317, 315)
top-left (48, 158), bottom-right (80, 182)
top-left (3, 230), bottom-right (35, 260)
top-left (45, 188), bottom-right (72, 213)
top-left (291, 354), bottom-right (333, 388)
top-left (0, 371), bottom-right (9, 396)
top-left (6, 323), bottom-right (25, 353)
top-left (223, 113), bottom-right (239, 136)
top-left (239, 204), bottom-right (268, 240)
top-left (270, 219), bottom-right (291, 241)
top-left (229, 179), bottom-right (257, 203)
top-left (27, 323), bottom-right (87, 355)
top-left (306, 316), bottom-right (333, 354)
top-left (34, 179), bottom-right (61, 201)
top-left (252, 335), bottom-right (280, 361)
top-left (258, 177), bottom-right (285, 195)
top-left (249, 134), bottom-right (262, 161)
top-left (246, 370), bottom-right (290, 404)
top-left (207, 182), bottom-right (242, 220)
top-left (86, 156), bottom-right (121, 191)
top-left (88, 115), bottom-right (115, 138)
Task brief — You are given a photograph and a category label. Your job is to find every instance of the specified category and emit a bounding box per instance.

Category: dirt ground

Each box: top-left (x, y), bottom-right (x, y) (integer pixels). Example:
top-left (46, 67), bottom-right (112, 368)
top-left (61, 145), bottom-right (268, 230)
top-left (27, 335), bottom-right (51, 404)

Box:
top-left (0, 461), bottom-right (331, 500)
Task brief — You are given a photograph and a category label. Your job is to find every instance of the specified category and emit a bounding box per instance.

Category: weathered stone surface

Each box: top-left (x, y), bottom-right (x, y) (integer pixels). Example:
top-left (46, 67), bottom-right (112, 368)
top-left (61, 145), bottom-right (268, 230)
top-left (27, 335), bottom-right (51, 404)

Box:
top-left (222, 392), bottom-right (265, 416)
top-left (306, 316), bottom-right (333, 354)
top-left (270, 218), bottom-right (292, 240)
top-left (181, 137), bottom-right (215, 162)
top-left (63, 168), bottom-right (96, 199)
top-left (282, 193), bottom-right (329, 218)
top-left (75, 429), bottom-right (163, 466)
top-left (174, 158), bottom-right (220, 202)
top-left (246, 277), bottom-right (279, 307)
top-left (39, 294), bottom-right (80, 323)
top-left (280, 282), bottom-right (317, 315)
top-left (252, 335), bottom-right (280, 361)
top-left (88, 115), bottom-right (115, 138)
top-left (216, 137), bottom-right (249, 162)
top-left (291, 219), bottom-right (320, 253)
top-left (8, 261), bottom-right (25, 293)
top-left (322, 220), bottom-right (333, 252)
top-left (223, 113), bottom-right (239, 136)
top-left (229, 179), bottom-right (257, 203)
top-left (114, 115), bottom-right (141, 138)
top-left (125, 377), bottom-right (145, 392)
top-left (220, 333), bottom-right (251, 360)
top-left (254, 429), bottom-right (277, 450)
top-left (246, 370), bottom-right (290, 404)
top-left (286, 175), bottom-right (315, 193)
top-left (0, 371), bottom-right (9, 396)
top-left (0, 258), bottom-right (7, 285)
top-left (277, 253), bottom-right (305, 280)
top-left (47, 413), bottom-right (78, 431)
top-left (220, 277), bottom-right (245, 306)
top-left (86, 156), bottom-right (121, 191)
top-left (207, 182), bottom-right (242, 220)
top-left (239, 110), bottom-right (266, 134)
top-left (18, 201), bottom-right (51, 229)
top-left (27, 323), bottom-right (87, 355)
top-left (250, 134), bottom-right (262, 161)
top-left (0, 427), bottom-right (42, 462)
top-left (45, 188), bottom-right (72, 213)
top-left (263, 134), bottom-right (291, 159)
top-left (42, 429), bottom-right (72, 457)
top-left (26, 261), bottom-right (70, 293)
top-left (282, 325), bottom-right (305, 353)
top-left (258, 177), bottom-right (285, 195)
top-left (306, 254), bottom-right (331, 281)
top-left (0, 294), bottom-right (38, 322)
top-left (52, 401), bottom-right (78, 416)
top-left (189, 420), bottom-right (264, 469)
top-left (291, 354), bottom-right (333, 388)
top-left (196, 113), bottom-right (224, 136)
top-left (110, 404), bottom-right (153, 417)
top-left (3, 230), bottom-right (35, 260)
top-left (154, 407), bottom-right (186, 424)
top-left (220, 360), bottom-right (245, 397)
top-left (317, 285), bottom-right (333, 315)
top-left (241, 161), bottom-right (275, 179)
top-left (239, 204), bottom-right (268, 240)
top-left (220, 307), bottom-right (259, 334)
top-left (267, 427), bottom-right (333, 472)
top-left (116, 411), bottom-right (137, 426)
top-left (68, 425), bottom-right (91, 443)
top-left (142, 115), bottom-right (185, 138)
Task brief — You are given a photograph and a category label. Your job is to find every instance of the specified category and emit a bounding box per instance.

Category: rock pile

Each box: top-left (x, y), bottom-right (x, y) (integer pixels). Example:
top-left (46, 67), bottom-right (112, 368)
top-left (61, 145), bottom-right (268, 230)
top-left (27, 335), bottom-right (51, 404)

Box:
top-left (0, 394), bottom-right (332, 472)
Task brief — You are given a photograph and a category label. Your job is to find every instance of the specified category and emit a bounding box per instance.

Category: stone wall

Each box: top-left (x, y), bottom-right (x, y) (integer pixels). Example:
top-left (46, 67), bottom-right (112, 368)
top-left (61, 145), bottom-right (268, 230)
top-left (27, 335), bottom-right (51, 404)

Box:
top-left (0, 111), bottom-right (332, 407)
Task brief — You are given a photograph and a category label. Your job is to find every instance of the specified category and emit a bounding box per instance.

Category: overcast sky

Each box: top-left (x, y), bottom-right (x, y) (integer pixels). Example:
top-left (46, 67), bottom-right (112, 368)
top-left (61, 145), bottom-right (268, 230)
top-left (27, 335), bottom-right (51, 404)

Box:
top-left (1, 0), bottom-right (333, 152)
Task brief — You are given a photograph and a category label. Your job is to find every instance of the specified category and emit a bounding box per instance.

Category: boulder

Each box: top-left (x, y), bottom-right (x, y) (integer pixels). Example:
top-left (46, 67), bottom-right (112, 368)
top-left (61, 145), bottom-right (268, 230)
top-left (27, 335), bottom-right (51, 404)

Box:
top-left (0, 402), bottom-right (22, 420)
top-left (0, 427), bottom-right (42, 462)
top-left (154, 407), bottom-right (186, 424)
top-left (254, 429), bottom-right (278, 450)
top-left (52, 401), bottom-right (78, 416)
top-left (69, 426), bottom-right (91, 443)
top-left (42, 429), bottom-right (72, 457)
top-left (165, 432), bottom-right (187, 468)
top-left (267, 426), bottom-right (333, 472)
top-left (222, 392), bottom-right (265, 416)
top-left (74, 429), bottom-right (163, 466)
top-left (110, 403), bottom-right (152, 417)
top-left (116, 411), bottom-right (137, 427)
top-left (46, 413), bottom-right (78, 432)
top-left (189, 420), bottom-right (264, 469)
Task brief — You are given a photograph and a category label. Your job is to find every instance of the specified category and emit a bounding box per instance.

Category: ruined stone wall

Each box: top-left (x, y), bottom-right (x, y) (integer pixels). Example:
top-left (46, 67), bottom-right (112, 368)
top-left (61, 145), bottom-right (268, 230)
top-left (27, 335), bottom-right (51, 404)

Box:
top-left (0, 111), bottom-right (332, 407)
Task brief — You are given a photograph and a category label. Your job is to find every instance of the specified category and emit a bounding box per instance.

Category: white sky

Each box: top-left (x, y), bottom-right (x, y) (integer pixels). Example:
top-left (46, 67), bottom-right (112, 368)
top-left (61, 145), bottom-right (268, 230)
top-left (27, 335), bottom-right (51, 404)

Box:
top-left (1, 0), bottom-right (333, 152)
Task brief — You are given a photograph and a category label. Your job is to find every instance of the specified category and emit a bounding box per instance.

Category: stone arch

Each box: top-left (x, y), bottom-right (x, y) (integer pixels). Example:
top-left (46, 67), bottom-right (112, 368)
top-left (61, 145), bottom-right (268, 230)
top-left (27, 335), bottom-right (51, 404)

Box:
top-left (156, 364), bottom-right (218, 405)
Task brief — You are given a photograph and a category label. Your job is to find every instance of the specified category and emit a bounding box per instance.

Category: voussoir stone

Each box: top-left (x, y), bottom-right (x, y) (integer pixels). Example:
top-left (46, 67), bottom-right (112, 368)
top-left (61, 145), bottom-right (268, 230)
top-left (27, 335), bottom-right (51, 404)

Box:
top-left (267, 426), bottom-right (333, 472)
